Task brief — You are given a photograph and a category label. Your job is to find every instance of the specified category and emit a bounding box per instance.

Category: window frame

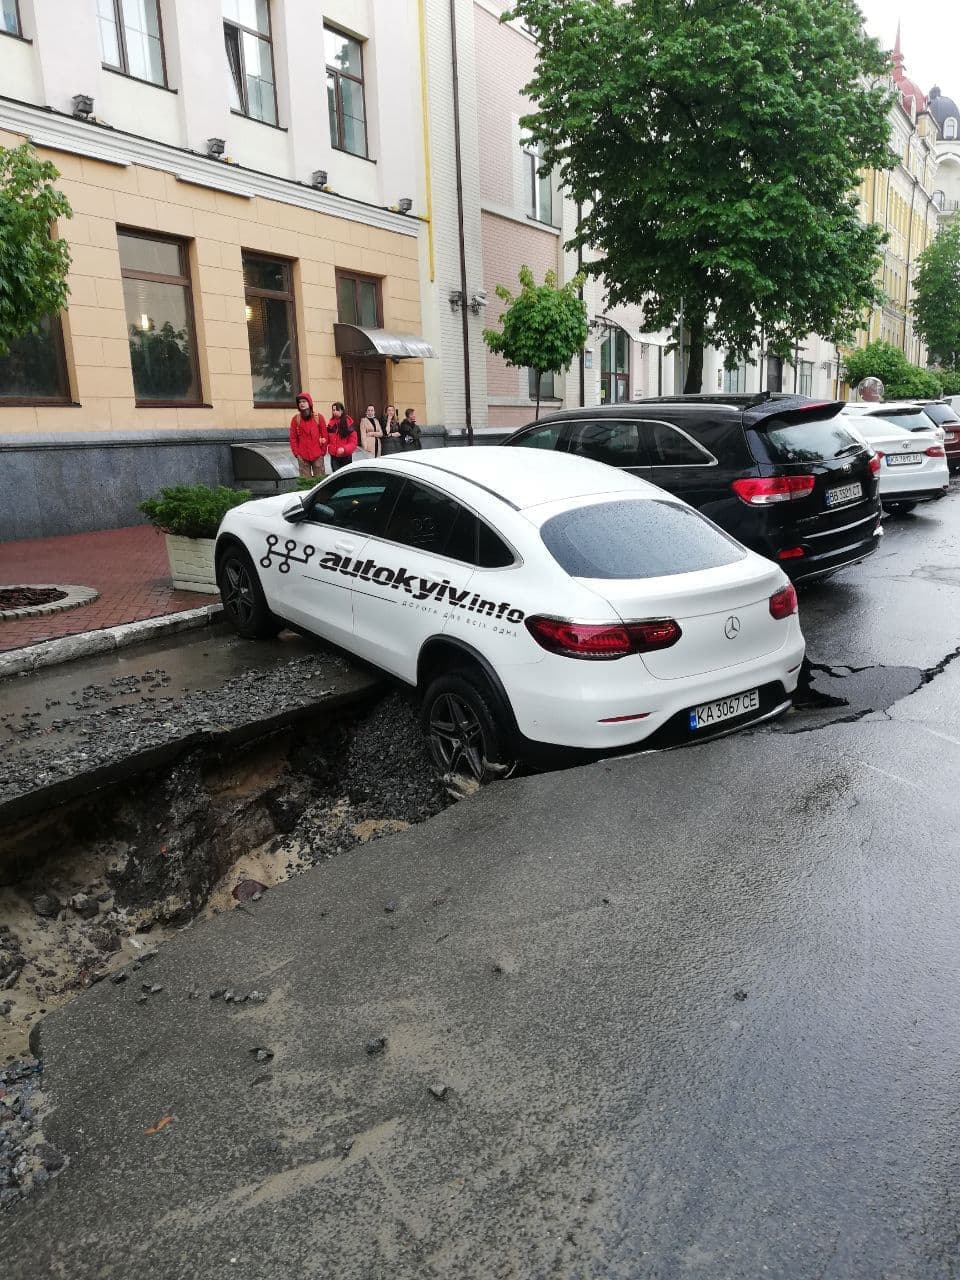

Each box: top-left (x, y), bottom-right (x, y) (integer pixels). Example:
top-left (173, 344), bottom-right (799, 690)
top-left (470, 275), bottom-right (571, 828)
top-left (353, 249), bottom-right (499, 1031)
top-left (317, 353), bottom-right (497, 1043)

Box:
top-left (98, 0), bottom-right (168, 88)
top-left (0, 313), bottom-right (72, 406)
top-left (242, 251), bottom-right (301, 409)
top-left (522, 136), bottom-right (553, 225)
top-left (1, 0), bottom-right (24, 39)
top-left (324, 25), bottom-right (369, 159)
top-left (378, 478), bottom-right (520, 569)
top-left (528, 368), bottom-right (557, 401)
top-left (224, 2), bottom-right (279, 126)
top-left (600, 329), bottom-right (630, 404)
top-left (798, 360), bottom-right (814, 397)
top-left (118, 227), bottom-right (204, 408)
top-left (335, 269), bottom-right (384, 328)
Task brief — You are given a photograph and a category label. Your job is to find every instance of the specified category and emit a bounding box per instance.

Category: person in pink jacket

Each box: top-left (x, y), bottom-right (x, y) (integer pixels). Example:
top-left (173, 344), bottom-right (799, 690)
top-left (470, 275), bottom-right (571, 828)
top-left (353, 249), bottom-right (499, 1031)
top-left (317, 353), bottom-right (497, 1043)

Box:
top-left (328, 402), bottom-right (358, 471)
top-left (289, 392), bottom-right (327, 478)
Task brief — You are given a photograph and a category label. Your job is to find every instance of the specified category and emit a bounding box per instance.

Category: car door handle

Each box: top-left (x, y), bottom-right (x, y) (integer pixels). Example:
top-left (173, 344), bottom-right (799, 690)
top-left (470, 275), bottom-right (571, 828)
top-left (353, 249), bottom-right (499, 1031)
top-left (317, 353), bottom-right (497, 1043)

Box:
top-left (334, 539), bottom-right (357, 553)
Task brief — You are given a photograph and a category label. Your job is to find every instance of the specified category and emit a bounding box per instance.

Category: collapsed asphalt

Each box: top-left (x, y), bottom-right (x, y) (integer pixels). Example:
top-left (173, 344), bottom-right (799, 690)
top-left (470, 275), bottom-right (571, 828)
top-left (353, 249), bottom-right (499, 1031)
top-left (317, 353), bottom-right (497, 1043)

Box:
top-left (1, 478), bottom-right (959, 1276)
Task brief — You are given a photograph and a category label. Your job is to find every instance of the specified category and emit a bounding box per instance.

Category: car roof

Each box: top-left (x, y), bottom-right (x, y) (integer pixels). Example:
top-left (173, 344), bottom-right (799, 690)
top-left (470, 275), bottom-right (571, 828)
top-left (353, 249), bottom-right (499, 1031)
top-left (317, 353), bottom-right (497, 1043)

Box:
top-left (356, 446), bottom-right (651, 511)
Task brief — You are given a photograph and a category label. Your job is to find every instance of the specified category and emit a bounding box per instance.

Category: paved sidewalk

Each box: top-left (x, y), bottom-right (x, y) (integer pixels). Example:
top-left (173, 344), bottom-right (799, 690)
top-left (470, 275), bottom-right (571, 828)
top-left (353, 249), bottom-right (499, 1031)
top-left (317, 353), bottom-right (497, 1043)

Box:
top-left (0, 526), bottom-right (215, 652)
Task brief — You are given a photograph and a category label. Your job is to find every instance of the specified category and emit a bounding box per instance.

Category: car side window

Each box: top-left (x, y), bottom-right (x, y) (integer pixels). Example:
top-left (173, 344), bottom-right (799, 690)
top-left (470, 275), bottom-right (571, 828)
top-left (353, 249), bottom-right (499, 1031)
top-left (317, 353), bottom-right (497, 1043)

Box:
top-left (384, 480), bottom-right (464, 556)
top-left (306, 471), bottom-right (400, 537)
top-left (566, 419), bottom-right (646, 468)
top-left (511, 423), bottom-right (568, 450)
top-left (642, 420), bottom-right (716, 466)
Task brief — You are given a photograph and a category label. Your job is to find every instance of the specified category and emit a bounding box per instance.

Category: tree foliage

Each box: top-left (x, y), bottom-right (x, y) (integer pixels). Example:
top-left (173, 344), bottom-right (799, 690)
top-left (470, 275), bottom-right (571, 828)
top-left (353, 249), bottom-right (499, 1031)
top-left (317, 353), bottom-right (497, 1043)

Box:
top-left (842, 340), bottom-right (942, 399)
top-left (912, 217), bottom-right (960, 372)
top-left (483, 265), bottom-right (587, 418)
top-left (505, 0), bottom-right (894, 391)
top-left (0, 144), bottom-right (72, 356)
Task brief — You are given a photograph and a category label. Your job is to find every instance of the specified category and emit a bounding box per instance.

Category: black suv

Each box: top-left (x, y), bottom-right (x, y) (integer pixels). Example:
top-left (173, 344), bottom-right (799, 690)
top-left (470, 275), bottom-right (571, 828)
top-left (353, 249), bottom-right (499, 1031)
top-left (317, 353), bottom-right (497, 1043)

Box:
top-left (502, 395), bottom-right (882, 583)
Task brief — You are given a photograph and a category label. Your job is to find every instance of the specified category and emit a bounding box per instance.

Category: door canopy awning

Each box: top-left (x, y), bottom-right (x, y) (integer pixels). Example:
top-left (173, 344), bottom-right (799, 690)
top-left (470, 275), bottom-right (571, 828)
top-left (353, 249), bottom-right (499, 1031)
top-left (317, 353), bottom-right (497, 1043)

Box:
top-left (334, 324), bottom-right (436, 360)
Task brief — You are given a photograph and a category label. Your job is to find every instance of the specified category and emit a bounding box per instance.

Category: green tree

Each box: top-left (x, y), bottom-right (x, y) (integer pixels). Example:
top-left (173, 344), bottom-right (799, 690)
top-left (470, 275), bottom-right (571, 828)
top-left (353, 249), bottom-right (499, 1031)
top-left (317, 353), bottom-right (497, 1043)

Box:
top-left (0, 143), bottom-right (72, 355)
top-left (842, 340), bottom-right (942, 399)
top-left (505, 0), bottom-right (893, 391)
top-left (912, 218), bottom-right (960, 372)
top-left (483, 265), bottom-right (587, 418)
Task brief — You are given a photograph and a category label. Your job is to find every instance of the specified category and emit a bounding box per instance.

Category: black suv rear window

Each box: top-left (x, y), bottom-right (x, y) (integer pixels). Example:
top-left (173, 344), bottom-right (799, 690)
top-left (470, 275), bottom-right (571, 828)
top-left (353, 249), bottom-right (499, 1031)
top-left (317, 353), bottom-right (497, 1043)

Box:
top-left (540, 499), bottom-right (746, 580)
top-left (749, 417), bottom-right (863, 465)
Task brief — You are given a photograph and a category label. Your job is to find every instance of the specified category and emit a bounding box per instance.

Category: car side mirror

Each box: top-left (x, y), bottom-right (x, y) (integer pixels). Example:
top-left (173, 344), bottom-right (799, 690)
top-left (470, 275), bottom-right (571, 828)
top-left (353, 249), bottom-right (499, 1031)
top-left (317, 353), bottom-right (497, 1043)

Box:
top-left (282, 496), bottom-right (307, 524)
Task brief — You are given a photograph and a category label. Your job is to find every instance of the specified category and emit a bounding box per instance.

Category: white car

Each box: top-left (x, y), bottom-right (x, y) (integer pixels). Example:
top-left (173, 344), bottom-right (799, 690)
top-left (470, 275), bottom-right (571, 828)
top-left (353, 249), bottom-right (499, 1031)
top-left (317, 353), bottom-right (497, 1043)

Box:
top-left (842, 414), bottom-right (950, 514)
top-left (840, 399), bottom-right (945, 443)
top-left (216, 450), bottom-right (806, 780)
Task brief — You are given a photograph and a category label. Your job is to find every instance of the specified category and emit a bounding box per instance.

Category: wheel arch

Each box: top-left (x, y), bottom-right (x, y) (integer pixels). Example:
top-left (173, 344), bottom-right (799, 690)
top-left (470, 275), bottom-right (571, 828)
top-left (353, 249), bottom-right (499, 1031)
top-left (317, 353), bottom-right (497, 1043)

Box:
top-left (417, 637), bottom-right (520, 736)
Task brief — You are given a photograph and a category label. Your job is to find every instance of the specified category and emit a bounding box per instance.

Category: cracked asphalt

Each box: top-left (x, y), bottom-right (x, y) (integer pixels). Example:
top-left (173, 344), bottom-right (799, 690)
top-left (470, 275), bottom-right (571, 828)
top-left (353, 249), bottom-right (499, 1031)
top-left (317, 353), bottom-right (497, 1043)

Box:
top-left (2, 479), bottom-right (960, 1278)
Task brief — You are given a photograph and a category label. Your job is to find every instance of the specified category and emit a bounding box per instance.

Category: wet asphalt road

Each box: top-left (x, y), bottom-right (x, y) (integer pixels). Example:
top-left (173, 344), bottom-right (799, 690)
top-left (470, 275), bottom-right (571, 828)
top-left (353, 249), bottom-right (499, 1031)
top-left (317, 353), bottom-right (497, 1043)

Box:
top-left (2, 480), bottom-right (960, 1277)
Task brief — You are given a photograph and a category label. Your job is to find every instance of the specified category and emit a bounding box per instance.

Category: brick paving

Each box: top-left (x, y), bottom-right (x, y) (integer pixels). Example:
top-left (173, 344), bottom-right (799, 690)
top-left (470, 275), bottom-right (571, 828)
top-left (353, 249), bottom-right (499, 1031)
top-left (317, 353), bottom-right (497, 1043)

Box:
top-left (0, 526), bottom-right (216, 652)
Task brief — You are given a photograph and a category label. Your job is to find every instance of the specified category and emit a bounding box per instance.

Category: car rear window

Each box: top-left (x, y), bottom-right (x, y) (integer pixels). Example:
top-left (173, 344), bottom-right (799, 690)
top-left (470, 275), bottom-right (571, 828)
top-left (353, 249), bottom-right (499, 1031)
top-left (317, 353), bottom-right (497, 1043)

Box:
top-left (919, 404), bottom-right (959, 426)
top-left (749, 416), bottom-right (863, 464)
top-left (865, 410), bottom-right (929, 431)
top-left (539, 499), bottom-right (746, 580)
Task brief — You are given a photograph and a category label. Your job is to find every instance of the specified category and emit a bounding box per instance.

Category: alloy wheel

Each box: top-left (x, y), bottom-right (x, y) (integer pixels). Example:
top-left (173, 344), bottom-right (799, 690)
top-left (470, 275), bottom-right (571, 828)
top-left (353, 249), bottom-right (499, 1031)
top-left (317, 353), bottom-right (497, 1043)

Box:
top-left (428, 691), bottom-right (487, 782)
top-left (222, 559), bottom-right (256, 627)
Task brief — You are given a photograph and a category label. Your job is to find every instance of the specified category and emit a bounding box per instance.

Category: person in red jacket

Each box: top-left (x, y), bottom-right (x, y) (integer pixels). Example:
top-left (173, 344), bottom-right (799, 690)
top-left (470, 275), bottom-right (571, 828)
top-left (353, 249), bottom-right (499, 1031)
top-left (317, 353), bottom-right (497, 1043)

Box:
top-left (289, 392), bottom-right (327, 479)
top-left (328, 401), bottom-right (358, 471)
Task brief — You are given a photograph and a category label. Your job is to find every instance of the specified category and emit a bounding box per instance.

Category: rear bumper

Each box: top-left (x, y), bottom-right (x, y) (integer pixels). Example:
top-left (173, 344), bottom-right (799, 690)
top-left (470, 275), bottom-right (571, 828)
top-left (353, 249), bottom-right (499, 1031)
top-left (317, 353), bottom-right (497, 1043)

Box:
top-left (881, 486), bottom-right (949, 505)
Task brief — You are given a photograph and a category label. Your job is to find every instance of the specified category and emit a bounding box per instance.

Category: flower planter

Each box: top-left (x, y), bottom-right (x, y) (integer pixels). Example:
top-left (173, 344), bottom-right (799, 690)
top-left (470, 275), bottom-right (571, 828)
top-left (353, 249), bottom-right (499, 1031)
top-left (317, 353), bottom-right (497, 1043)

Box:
top-left (164, 534), bottom-right (219, 594)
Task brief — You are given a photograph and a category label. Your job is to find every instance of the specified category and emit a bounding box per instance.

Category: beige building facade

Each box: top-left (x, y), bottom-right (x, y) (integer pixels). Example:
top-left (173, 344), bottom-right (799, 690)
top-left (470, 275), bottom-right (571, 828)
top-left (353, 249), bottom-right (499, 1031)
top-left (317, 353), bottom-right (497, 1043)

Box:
top-left (0, 0), bottom-right (430, 538)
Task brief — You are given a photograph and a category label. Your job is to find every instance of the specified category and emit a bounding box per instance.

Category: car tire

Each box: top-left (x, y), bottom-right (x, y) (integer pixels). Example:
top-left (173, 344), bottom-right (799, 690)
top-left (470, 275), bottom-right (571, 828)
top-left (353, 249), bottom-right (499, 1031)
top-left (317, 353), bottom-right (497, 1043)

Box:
top-left (421, 669), bottom-right (517, 788)
top-left (884, 501), bottom-right (918, 515)
top-left (217, 545), bottom-right (281, 639)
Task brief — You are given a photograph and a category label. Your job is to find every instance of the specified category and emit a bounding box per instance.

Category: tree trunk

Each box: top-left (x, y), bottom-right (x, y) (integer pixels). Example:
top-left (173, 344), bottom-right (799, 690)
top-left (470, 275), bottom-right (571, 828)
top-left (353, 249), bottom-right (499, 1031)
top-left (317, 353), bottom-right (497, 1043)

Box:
top-left (684, 314), bottom-right (705, 393)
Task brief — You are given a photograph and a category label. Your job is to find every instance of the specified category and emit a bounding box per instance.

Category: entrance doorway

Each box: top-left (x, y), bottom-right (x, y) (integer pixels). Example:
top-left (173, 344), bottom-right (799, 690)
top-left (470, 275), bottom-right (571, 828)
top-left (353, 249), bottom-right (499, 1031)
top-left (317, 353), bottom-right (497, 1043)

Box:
top-left (342, 357), bottom-right (387, 423)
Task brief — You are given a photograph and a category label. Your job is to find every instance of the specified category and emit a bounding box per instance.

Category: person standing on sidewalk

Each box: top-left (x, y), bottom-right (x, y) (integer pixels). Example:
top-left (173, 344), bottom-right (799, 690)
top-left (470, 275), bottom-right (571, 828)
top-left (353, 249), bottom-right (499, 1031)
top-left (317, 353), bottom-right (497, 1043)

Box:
top-left (400, 408), bottom-right (422, 450)
top-left (289, 393), bottom-right (327, 479)
top-left (328, 402), bottom-right (358, 471)
top-left (380, 405), bottom-right (403, 455)
top-left (358, 404), bottom-right (383, 458)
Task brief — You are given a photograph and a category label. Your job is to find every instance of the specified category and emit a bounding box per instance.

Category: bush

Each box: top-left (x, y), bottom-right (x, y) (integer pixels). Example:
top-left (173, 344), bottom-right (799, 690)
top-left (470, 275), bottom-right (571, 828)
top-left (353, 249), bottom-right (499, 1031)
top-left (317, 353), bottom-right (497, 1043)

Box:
top-left (296, 476), bottom-right (322, 490)
top-left (939, 371), bottom-right (960, 397)
top-left (138, 484), bottom-right (252, 539)
top-left (843, 340), bottom-right (943, 400)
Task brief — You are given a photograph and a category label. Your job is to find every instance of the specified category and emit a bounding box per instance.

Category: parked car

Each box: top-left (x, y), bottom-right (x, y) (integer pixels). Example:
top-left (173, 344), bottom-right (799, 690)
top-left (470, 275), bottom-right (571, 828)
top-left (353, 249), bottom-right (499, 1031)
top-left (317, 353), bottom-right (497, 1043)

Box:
top-left (216, 449), bottom-right (805, 780)
top-left (912, 401), bottom-right (960, 473)
top-left (841, 414), bottom-right (949, 514)
top-left (840, 400), bottom-right (945, 443)
top-left (503, 395), bottom-right (882, 584)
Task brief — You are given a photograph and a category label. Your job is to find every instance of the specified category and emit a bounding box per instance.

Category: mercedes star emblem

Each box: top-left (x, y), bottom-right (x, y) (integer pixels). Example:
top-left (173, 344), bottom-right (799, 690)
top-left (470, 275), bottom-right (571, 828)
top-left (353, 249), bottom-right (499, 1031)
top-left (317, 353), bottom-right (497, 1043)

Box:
top-left (724, 615), bottom-right (741, 640)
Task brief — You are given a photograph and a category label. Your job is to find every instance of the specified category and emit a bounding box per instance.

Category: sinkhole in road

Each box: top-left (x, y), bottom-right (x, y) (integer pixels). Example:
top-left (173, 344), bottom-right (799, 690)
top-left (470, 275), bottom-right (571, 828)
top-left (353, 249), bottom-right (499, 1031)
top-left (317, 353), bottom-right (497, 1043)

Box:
top-left (0, 691), bottom-right (451, 1065)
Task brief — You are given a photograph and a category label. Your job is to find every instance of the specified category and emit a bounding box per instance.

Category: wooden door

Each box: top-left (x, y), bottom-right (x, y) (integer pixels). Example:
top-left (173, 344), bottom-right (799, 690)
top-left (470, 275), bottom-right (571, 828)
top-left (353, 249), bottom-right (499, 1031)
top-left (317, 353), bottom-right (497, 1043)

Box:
top-left (342, 358), bottom-right (387, 423)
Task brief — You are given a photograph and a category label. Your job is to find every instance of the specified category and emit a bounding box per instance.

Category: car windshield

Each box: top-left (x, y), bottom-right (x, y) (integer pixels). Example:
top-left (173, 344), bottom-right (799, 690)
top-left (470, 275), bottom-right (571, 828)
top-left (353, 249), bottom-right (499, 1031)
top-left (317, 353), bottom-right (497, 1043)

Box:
top-left (750, 416), bottom-right (863, 464)
top-left (539, 499), bottom-right (746, 580)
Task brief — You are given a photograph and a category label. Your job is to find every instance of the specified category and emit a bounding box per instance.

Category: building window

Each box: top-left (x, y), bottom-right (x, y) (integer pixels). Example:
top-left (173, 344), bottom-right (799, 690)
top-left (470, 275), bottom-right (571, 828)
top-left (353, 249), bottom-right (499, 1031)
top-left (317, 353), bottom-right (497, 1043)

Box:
top-left (118, 230), bottom-right (201, 405)
top-left (765, 354), bottom-right (783, 393)
top-left (946, 118), bottom-right (958, 141)
top-left (798, 360), bottom-right (814, 396)
top-left (723, 359), bottom-right (747, 393)
top-left (335, 271), bottom-right (382, 327)
top-left (325, 26), bottom-right (368, 158)
top-left (1, 0), bottom-right (22, 37)
top-left (0, 316), bottom-right (70, 404)
top-left (223, 0), bottom-right (277, 126)
top-left (600, 328), bottom-right (630, 403)
top-left (523, 137), bottom-right (552, 224)
top-left (97, 0), bottom-right (166, 86)
top-left (528, 368), bottom-right (556, 400)
top-left (243, 253), bottom-right (299, 405)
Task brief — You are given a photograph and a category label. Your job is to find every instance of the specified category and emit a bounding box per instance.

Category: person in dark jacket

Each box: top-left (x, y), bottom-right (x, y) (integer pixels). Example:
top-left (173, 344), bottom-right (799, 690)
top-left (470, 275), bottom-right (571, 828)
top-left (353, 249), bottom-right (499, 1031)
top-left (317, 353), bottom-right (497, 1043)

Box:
top-left (328, 401), bottom-right (358, 471)
top-left (289, 392), bottom-right (327, 478)
top-left (380, 404), bottom-right (403, 454)
top-left (400, 407), bottom-right (422, 450)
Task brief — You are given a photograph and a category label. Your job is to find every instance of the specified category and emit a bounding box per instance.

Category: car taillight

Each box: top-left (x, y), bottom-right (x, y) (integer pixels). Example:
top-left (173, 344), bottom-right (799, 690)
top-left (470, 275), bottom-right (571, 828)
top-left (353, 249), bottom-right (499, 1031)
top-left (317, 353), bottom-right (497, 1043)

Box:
top-left (731, 475), bottom-right (816, 505)
top-left (524, 616), bottom-right (682, 660)
top-left (769, 584), bottom-right (798, 620)
top-left (777, 546), bottom-right (805, 560)
top-left (868, 454), bottom-right (882, 474)
top-left (926, 445), bottom-right (946, 457)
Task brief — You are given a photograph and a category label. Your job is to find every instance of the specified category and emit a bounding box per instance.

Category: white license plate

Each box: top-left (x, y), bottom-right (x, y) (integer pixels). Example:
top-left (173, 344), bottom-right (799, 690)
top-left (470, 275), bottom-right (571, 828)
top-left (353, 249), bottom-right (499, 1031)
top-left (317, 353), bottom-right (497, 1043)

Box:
top-left (885, 453), bottom-right (922, 466)
top-left (689, 688), bottom-right (760, 731)
top-left (825, 481), bottom-right (863, 507)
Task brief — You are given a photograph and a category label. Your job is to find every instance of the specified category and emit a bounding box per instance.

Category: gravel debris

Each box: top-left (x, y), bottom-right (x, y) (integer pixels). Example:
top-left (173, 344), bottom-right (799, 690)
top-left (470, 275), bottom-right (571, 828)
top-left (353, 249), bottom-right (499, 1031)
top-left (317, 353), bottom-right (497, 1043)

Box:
top-left (0, 1056), bottom-right (55, 1207)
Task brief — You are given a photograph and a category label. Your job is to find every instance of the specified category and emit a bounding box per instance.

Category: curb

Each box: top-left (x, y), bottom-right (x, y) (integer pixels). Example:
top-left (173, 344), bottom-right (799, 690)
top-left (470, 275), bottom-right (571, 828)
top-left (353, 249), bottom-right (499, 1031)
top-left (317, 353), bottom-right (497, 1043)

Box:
top-left (0, 603), bottom-right (224, 680)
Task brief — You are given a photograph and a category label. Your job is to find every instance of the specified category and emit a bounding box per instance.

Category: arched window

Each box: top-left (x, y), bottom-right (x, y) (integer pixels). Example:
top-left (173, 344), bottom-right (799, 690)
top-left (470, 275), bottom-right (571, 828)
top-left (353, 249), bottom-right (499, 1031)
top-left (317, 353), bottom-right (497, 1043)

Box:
top-left (945, 118), bottom-right (958, 140)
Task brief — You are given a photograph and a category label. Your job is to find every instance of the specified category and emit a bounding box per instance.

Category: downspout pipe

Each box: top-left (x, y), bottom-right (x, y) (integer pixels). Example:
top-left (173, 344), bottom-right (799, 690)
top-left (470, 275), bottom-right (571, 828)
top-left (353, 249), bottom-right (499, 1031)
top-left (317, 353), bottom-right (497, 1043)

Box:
top-left (448, 0), bottom-right (473, 444)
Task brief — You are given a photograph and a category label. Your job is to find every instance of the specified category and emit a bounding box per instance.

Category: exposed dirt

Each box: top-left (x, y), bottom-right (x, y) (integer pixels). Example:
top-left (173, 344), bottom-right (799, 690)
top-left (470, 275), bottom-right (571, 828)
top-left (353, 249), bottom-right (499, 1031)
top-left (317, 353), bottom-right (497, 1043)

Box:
top-left (0, 588), bottom-right (67, 611)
